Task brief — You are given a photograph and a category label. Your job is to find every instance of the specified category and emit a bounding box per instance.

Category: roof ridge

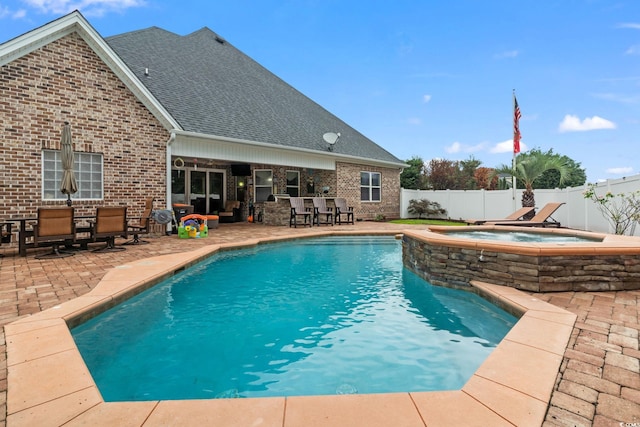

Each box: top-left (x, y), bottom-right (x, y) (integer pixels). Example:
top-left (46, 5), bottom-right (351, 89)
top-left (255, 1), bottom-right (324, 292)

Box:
top-left (106, 26), bottom-right (182, 41)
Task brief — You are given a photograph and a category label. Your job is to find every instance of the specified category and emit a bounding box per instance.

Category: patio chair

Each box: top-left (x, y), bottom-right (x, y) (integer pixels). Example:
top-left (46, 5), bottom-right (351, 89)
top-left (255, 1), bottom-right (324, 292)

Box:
top-left (219, 200), bottom-right (242, 223)
top-left (334, 198), bottom-right (354, 225)
top-left (312, 197), bottom-right (333, 226)
top-left (464, 206), bottom-right (535, 225)
top-left (91, 206), bottom-right (128, 252)
top-left (289, 197), bottom-right (312, 228)
top-left (1, 222), bottom-right (12, 257)
top-left (33, 207), bottom-right (76, 259)
top-left (488, 202), bottom-right (565, 228)
top-left (126, 197), bottom-right (154, 245)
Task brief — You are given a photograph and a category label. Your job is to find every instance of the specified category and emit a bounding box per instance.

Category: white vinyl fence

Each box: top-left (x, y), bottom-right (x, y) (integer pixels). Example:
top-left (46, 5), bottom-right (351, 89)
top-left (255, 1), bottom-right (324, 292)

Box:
top-left (400, 174), bottom-right (640, 235)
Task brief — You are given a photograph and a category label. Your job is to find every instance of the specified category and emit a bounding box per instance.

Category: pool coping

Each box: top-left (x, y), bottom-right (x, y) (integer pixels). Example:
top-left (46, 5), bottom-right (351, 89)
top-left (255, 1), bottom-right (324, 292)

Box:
top-left (5, 230), bottom-right (577, 427)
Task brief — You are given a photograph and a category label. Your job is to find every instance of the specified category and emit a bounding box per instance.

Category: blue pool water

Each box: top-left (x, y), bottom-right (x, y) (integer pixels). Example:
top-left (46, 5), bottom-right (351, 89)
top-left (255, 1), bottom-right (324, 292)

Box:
top-left (72, 236), bottom-right (517, 401)
top-left (444, 230), bottom-right (600, 243)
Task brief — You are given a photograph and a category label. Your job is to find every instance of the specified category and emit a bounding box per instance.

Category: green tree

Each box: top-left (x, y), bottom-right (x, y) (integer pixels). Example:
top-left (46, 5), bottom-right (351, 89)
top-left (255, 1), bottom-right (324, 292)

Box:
top-left (400, 156), bottom-right (426, 189)
top-left (494, 151), bottom-right (570, 212)
top-left (518, 148), bottom-right (586, 189)
top-left (459, 157), bottom-right (482, 190)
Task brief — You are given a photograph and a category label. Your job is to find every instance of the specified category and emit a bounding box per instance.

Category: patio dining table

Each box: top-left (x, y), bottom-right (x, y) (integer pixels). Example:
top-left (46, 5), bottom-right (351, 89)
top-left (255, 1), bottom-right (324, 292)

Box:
top-left (6, 215), bottom-right (95, 257)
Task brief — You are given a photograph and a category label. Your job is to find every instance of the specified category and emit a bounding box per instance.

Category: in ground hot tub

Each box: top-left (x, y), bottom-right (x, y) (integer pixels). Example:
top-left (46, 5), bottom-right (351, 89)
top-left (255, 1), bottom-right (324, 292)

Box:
top-left (403, 225), bottom-right (640, 292)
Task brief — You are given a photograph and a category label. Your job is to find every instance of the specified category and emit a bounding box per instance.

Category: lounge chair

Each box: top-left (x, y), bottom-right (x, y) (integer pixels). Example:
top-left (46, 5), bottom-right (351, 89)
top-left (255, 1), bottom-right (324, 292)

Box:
top-left (464, 207), bottom-right (535, 225)
top-left (33, 207), bottom-right (76, 259)
top-left (312, 197), bottom-right (333, 226)
top-left (334, 198), bottom-right (354, 225)
top-left (91, 206), bottom-right (128, 252)
top-left (488, 202), bottom-right (565, 228)
top-left (126, 197), bottom-right (154, 245)
top-left (289, 197), bottom-right (312, 228)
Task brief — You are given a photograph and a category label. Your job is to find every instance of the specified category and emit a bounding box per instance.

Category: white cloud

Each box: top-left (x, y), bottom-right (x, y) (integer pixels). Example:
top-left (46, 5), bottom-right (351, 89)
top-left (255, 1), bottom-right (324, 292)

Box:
top-left (22, 0), bottom-right (146, 16)
top-left (423, 94), bottom-right (431, 103)
top-left (606, 167), bottom-right (633, 175)
top-left (445, 141), bottom-right (462, 154)
top-left (592, 92), bottom-right (640, 104)
top-left (490, 139), bottom-right (526, 154)
top-left (558, 115), bottom-right (616, 132)
top-left (625, 45), bottom-right (640, 55)
top-left (0, 5), bottom-right (27, 19)
top-left (494, 50), bottom-right (519, 59)
top-left (445, 141), bottom-right (486, 154)
top-left (406, 117), bottom-right (422, 125)
top-left (616, 23), bottom-right (640, 30)
top-left (597, 76), bottom-right (640, 84)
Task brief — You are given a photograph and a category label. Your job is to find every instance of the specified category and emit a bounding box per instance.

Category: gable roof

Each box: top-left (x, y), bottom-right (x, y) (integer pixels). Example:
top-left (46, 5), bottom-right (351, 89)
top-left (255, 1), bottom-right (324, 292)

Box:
top-left (0, 11), bottom-right (179, 131)
top-left (106, 27), bottom-right (404, 166)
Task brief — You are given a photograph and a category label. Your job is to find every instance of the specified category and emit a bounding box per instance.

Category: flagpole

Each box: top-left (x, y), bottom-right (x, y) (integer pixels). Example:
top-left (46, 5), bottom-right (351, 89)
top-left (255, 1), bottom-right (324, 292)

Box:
top-left (512, 90), bottom-right (516, 210)
top-left (512, 155), bottom-right (517, 210)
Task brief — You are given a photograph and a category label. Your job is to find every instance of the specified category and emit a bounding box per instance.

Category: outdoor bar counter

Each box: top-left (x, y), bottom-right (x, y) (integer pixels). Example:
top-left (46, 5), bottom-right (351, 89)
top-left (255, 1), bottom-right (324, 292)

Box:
top-left (262, 195), bottom-right (337, 226)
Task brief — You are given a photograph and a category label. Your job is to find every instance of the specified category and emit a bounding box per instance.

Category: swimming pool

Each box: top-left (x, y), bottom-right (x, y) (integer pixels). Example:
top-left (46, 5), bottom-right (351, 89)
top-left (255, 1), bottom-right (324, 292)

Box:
top-left (71, 235), bottom-right (516, 401)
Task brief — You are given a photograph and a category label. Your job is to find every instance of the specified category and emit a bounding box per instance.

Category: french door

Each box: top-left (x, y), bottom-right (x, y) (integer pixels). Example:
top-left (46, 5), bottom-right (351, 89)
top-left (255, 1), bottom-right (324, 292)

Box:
top-left (171, 168), bottom-right (225, 214)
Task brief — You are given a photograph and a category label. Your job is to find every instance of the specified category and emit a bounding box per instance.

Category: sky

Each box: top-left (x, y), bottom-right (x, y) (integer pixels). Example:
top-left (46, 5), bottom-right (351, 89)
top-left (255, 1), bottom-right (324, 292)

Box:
top-left (1, 0), bottom-right (639, 183)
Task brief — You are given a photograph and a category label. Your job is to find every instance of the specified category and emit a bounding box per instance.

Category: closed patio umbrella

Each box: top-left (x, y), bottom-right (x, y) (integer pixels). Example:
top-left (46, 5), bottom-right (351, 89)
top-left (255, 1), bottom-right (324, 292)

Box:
top-left (59, 122), bottom-right (77, 206)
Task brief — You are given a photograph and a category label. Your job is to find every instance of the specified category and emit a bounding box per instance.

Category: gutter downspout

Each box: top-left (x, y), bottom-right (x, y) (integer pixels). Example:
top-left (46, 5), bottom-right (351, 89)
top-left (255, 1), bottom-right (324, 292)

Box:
top-left (166, 131), bottom-right (177, 234)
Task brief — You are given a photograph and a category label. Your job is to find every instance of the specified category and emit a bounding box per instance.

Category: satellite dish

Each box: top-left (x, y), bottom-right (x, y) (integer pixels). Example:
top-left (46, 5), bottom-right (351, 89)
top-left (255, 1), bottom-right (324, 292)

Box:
top-left (323, 132), bottom-right (341, 151)
top-left (323, 132), bottom-right (340, 145)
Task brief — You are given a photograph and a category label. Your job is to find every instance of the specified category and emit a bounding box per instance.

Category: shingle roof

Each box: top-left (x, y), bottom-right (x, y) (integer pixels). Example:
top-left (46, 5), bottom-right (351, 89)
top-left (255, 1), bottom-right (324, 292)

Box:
top-left (106, 27), bottom-right (403, 165)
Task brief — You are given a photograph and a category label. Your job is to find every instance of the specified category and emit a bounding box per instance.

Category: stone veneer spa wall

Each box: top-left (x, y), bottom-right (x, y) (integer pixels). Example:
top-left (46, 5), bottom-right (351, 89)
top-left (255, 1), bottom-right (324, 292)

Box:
top-left (402, 226), bottom-right (640, 292)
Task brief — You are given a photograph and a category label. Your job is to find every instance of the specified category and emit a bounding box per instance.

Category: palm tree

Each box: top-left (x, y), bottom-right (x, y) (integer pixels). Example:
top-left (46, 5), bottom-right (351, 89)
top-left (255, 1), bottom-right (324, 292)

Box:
top-left (495, 152), bottom-right (570, 216)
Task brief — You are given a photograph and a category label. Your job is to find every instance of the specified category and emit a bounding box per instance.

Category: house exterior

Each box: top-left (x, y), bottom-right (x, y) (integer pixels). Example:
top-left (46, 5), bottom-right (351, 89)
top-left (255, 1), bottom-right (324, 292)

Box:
top-left (0, 11), bottom-right (405, 224)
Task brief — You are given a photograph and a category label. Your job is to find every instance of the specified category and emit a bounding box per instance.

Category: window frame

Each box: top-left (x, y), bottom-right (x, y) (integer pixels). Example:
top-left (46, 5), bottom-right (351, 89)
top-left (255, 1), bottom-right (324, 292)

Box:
top-left (285, 170), bottom-right (300, 197)
top-left (253, 169), bottom-right (273, 202)
top-left (360, 171), bottom-right (381, 202)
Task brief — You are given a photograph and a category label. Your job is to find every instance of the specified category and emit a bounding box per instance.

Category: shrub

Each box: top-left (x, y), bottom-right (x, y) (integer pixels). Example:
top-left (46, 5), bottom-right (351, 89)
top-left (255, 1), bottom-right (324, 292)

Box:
top-left (584, 183), bottom-right (640, 235)
top-left (407, 199), bottom-right (447, 219)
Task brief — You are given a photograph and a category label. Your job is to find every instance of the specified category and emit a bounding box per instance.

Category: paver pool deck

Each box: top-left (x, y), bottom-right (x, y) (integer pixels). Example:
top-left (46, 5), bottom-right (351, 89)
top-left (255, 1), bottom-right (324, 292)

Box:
top-left (0, 222), bottom-right (638, 426)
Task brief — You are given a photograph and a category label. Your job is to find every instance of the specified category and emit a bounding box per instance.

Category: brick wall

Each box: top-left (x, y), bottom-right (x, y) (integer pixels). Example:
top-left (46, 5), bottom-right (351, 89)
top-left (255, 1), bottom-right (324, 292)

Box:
top-left (336, 162), bottom-right (401, 220)
top-left (0, 33), bottom-right (169, 220)
top-left (217, 162), bottom-right (401, 224)
top-left (0, 32), bottom-right (403, 227)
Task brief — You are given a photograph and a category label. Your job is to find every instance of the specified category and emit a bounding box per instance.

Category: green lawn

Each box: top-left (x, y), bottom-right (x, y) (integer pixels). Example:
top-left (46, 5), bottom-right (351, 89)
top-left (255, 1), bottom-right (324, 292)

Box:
top-left (389, 219), bottom-right (466, 226)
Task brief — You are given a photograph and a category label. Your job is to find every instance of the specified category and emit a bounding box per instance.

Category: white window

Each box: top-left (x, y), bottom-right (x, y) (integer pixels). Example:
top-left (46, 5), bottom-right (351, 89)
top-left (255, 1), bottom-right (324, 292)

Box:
top-left (254, 169), bottom-right (273, 202)
top-left (360, 171), bottom-right (381, 202)
top-left (42, 149), bottom-right (103, 200)
top-left (286, 170), bottom-right (299, 197)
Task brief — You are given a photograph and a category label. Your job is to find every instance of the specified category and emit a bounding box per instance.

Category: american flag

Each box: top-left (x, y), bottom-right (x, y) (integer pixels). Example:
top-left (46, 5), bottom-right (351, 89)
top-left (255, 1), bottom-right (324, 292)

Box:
top-left (513, 96), bottom-right (521, 154)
